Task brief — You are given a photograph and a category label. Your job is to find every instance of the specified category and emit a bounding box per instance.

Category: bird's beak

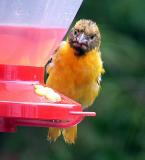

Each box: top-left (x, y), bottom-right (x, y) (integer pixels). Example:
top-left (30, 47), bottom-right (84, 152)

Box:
top-left (77, 33), bottom-right (87, 44)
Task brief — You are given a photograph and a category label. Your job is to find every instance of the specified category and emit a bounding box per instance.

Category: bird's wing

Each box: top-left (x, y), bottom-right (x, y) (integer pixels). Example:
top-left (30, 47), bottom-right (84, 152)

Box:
top-left (97, 75), bottom-right (102, 86)
top-left (44, 41), bottom-right (66, 83)
top-left (96, 50), bottom-right (105, 86)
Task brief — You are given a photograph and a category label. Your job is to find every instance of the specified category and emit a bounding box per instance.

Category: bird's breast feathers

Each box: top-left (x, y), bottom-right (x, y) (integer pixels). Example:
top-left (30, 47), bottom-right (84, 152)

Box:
top-left (51, 42), bottom-right (103, 83)
top-left (47, 42), bottom-right (104, 106)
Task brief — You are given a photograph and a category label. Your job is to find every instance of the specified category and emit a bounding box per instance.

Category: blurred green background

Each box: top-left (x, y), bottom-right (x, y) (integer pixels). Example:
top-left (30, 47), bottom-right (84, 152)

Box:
top-left (0, 0), bottom-right (145, 159)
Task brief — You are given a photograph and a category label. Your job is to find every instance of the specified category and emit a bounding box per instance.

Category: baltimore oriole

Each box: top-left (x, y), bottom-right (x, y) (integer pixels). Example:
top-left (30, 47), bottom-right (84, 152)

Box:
top-left (46, 19), bottom-right (104, 144)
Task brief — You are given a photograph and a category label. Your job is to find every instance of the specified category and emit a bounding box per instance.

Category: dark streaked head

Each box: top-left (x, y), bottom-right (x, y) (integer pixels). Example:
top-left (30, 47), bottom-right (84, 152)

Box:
top-left (68, 19), bottom-right (101, 56)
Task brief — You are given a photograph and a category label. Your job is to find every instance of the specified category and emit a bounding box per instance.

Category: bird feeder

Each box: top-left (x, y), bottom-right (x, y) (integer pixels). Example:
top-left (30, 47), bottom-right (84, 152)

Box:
top-left (0, 0), bottom-right (96, 133)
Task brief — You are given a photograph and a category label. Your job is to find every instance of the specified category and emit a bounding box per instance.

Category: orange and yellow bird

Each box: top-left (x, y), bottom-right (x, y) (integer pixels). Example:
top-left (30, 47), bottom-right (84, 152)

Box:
top-left (46, 19), bottom-right (104, 144)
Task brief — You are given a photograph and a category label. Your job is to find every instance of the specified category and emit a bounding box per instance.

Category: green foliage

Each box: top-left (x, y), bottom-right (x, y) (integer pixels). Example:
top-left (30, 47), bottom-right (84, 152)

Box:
top-left (0, 0), bottom-right (145, 159)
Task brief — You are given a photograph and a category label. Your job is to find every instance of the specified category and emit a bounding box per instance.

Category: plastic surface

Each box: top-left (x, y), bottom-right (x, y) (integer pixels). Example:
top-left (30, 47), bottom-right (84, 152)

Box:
top-left (0, 0), bottom-right (96, 132)
top-left (0, 80), bottom-right (93, 132)
top-left (0, 0), bottom-right (83, 28)
top-left (0, 65), bottom-right (96, 132)
top-left (0, 26), bottom-right (66, 66)
top-left (0, 0), bottom-right (83, 66)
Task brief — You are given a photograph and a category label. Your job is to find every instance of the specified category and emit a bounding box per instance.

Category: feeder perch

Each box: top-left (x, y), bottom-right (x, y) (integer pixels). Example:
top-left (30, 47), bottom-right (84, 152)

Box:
top-left (0, 0), bottom-right (96, 133)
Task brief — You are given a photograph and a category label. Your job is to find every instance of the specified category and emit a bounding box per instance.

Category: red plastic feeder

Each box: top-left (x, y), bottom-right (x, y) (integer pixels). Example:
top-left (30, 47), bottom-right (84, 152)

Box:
top-left (0, 0), bottom-right (96, 132)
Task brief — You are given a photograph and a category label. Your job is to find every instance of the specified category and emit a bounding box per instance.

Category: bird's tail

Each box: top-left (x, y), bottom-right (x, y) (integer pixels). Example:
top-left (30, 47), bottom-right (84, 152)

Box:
top-left (47, 126), bottom-right (77, 144)
top-left (47, 127), bottom-right (61, 142)
top-left (62, 126), bottom-right (77, 144)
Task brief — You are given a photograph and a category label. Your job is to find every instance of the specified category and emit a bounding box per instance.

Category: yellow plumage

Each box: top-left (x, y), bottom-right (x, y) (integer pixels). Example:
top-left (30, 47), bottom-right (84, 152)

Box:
top-left (47, 41), bottom-right (104, 107)
top-left (46, 19), bottom-right (104, 144)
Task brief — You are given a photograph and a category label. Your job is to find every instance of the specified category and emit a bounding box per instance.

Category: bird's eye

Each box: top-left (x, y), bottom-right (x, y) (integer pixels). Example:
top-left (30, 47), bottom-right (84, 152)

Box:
top-left (74, 30), bottom-right (78, 35)
top-left (90, 35), bottom-right (95, 40)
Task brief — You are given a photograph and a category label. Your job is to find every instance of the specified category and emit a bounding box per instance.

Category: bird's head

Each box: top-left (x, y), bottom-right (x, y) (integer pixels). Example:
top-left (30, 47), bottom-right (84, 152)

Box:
top-left (68, 19), bottom-right (101, 56)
